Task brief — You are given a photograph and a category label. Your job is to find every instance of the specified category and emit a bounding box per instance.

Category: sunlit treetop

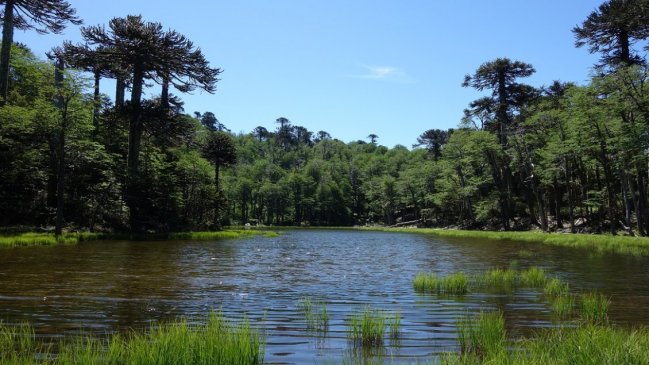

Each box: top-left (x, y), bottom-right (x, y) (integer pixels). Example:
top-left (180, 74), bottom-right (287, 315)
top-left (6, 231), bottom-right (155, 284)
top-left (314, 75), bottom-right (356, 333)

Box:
top-left (0, 0), bottom-right (81, 34)
top-left (573, 0), bottom-right (649, 67)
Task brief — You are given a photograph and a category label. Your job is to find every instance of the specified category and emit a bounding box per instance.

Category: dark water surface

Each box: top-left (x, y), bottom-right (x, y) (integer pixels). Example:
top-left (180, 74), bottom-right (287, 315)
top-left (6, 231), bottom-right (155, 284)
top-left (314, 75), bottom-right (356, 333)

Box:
top-left (1, 230), bottom-right (649, 363)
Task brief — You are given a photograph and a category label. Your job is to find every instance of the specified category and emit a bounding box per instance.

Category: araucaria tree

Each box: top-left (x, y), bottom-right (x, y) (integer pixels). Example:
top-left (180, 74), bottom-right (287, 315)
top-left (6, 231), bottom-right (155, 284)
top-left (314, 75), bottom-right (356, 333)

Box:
top-left (573, 0), bottom-right (649, 68)
top-left (78, 15), bottom-right (221, 231)
top-left (462, 58), bottom-right (537, 230)
top-left (0, 0), bottom-right (81, 105)
top-left (463, 58), bottom-right (536, 146)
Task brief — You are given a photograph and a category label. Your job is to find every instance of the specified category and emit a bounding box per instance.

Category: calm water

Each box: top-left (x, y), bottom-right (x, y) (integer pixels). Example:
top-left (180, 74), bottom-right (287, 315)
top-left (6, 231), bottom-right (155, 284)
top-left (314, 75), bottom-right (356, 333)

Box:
top-left (1, 230), bottom-right (649, 363)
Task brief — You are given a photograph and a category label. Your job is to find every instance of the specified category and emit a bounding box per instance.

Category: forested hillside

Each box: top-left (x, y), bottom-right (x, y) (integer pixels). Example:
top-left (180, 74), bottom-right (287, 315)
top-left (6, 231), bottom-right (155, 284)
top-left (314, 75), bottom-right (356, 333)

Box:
top-left (2, 0), bottom-right (649, 236)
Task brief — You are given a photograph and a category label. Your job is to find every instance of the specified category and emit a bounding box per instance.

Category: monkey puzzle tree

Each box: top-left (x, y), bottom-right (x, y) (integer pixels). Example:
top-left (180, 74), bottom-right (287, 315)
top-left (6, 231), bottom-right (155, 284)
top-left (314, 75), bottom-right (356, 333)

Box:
top-left (202, 131), bottom-right (237, 192)
top-left (78, 15), bottom-right (221, 231)
top-left (414, 128), bottom-right (452, 160)
top-left (0, 0), bottom-right (81, 105)
top-left (462, 58), bottom-right (537, 230)
top-left (463, 58), bottom-right (536, 146)
top-left (573, 0), bottom-right (649, 68)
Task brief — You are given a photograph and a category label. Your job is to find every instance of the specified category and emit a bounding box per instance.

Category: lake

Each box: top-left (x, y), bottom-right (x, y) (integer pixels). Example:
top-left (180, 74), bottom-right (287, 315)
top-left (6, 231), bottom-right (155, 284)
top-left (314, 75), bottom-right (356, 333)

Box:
top-left (1, 229), bottom-right (648, 363)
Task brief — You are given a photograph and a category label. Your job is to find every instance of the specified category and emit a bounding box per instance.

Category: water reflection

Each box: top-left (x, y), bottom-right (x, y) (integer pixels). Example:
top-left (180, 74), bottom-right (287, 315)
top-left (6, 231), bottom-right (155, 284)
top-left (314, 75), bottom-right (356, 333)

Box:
top-left (1, 230), bottom-right (649, 364)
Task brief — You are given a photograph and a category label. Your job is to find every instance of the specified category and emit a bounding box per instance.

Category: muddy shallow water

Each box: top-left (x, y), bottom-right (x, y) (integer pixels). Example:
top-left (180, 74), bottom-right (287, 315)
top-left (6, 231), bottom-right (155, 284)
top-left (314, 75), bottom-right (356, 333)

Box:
top-left (1, 230), bottom-right (648, 363)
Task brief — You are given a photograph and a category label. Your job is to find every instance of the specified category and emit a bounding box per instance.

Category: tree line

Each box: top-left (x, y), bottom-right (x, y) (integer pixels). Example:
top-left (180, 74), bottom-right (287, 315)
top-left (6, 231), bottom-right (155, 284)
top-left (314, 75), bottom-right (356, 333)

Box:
top-left (1, 0), bottom-right (649, 236)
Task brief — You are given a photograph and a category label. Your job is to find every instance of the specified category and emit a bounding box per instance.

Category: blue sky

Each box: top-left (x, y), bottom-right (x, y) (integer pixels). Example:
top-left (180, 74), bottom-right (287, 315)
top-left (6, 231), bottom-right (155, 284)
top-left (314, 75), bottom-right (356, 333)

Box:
top-left (15, 0), bottom-right (605, 148)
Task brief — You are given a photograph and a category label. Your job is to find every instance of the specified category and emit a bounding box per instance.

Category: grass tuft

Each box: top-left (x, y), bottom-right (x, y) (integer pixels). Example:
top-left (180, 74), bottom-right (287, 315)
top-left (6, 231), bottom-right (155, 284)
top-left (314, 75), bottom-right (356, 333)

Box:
top-left (551, 293), bottom-right (576, 318)
top-left (580, 292), bottom-right (610, 325)
top-left (519, 266), bottom-right (547, 287)
top-left (348, 307), bottom-right (386, 348)
top-left (298, 297), bottom-right (329, 332)
top-left (544, 278), bottom-right (570, 297)
top-left (517, 249), bottom-right (534, 258)
top-left (476, 268), bottom-right (516, 291)
top-left (389, 312), bottom-right (401, 339)
top-left (457, 311), bottom-right (506, 358)
top-left (413, 272), bottom-right (468, 295)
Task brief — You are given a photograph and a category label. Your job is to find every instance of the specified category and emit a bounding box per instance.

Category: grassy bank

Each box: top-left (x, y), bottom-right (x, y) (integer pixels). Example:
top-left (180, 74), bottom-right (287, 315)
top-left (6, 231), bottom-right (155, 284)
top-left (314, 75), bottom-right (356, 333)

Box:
top-left (442, 311), bottom-right (649, 365)
top-left (0, 232), bottom-right (102, 248)
top-left (0, 229), bottom-right (275, 248)
top-left (0, 313), bottom-right (264, 365)
top-left (365, 227), bottom-right (649, 256)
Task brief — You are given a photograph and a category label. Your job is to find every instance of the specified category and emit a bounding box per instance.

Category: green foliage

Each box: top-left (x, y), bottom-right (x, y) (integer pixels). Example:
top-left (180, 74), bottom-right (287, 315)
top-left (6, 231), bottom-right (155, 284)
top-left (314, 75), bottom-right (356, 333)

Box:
top-left (446, 318), bottom-right (649, 365)
top-left (0, 232), bottom-right (100, 247)
top-left (0, 313), bottom-right (263, 365)
top-left (298, 297), bottom-right (329, 332)
top-left (544, 278), bottom-right (570, 297)
top-left (519, 266), bottom-right (547, 287)
top-left (413, 272), bottom-right (469, 295)
top-left (580, 292), bottom-right (610, 325)
top-left (457, 311), bottom-right (506, 358)
top-left (348, 307), bottom-right (387, 348)
top-left (477, 268), bottom-right (516, 291)
top-left (3, 3), bottom-right (649, 238)
top-left (388, 312), bottom-right (401, 339)
top-left (551, 294), bottom-right (576, 318)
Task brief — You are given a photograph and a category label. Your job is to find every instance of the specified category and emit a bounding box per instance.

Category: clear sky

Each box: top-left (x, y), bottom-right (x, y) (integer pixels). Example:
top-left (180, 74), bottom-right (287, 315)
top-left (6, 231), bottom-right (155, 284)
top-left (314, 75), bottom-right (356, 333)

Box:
top-left (15, 0), bottom-right (604, 148)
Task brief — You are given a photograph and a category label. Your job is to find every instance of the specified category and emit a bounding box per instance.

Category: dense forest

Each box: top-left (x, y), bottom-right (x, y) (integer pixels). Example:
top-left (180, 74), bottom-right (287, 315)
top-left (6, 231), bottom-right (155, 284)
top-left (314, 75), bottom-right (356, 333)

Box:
top-left (2, 0), bottom-right (649, 236)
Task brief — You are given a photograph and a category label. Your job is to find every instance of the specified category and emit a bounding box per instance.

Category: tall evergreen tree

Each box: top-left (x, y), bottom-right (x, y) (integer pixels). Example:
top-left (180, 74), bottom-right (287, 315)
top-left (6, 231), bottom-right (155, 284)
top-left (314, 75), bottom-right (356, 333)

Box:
top-left (0, 0), bottom-right (81, 105)
top-left (573, 0), bottom-right (649, 68)
top-left (463, 58), bottom-right (537, 230)
top-left (78, 15), bottom-right (221, 231)
top-left (462, 58), bottom-right (536, 146)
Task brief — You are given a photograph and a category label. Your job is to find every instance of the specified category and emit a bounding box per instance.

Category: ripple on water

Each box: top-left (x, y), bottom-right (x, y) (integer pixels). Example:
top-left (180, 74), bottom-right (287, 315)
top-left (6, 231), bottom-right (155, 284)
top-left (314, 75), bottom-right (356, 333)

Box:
top-left (1, 230), bottom-right (649, 363)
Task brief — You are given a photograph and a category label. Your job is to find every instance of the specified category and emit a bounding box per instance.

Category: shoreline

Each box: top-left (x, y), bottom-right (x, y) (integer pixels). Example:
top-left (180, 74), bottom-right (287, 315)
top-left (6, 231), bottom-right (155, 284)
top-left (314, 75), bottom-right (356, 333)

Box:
top-left (3, 226), bottom-right (649, 256)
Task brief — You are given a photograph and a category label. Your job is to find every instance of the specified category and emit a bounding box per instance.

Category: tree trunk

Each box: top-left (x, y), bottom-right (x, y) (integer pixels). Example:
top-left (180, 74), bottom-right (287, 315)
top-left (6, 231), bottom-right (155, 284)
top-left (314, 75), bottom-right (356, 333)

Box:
top-left (55, 125), bottom-right (66, 237)
top-left (553, 179), bottom-right (562, 229)
top-left (636, 162), bottom-right (649, 236)
top-left (126, 65), bottom-right (145, 232)
top-left (54, 58), bottom-right (66, 237)
top-left (620, 168), bottom-right (634, 235)
top-left (619, 30), bottom-right (631, 66)
top-left (115, 75), bottom-right (125, 107)
top-left (0, 0), bottom-right (15, 104)
top-left (161, 76), bottom-right (169, 108)
top-left (214, 164), bottom-right (220, 191)
top-left (92, 71), bottom-right (100, 129)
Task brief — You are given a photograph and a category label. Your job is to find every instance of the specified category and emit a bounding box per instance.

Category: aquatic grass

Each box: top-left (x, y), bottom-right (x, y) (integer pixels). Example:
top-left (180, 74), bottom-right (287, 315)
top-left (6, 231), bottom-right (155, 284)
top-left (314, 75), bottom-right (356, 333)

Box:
top-left (508, 259), bottom-right (519, 269)
top-left (551, 293), bottom-right (576, 318)
top-left (413, 272), bottom-right (468, 295)
top-left (456, 311), bottom-right (506, 358)
top-left (445, 324), bottom-right (649, 364)
top-left (348, 307), bottom-right (387, 348)
top-left (519, 266), bottom-right (547, 287)
top-left (516, 325), bottom-right (649, 365)
top-left (169, 230), bottom-right (268, 241)
top-left (0, 313), bottom-right (264, 365)
top-left (580, 292), bottom-right (610, 324)
top-left (475, 268), bottom-right (516, 291)
top-left (389, 312), bottom-right (401, 339)
top-left (298, 297), bottom-right (328, 332)
top-left (517, 249), bottom-right (534, 258)
top-left (0, 230), bottom-right (273, 249)
top-left (544, 278), bottom-right (570, 297)
top-left (0, 322), bottom-right (39, 364)
top-left (0, 232), bottom-right (102, 248)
